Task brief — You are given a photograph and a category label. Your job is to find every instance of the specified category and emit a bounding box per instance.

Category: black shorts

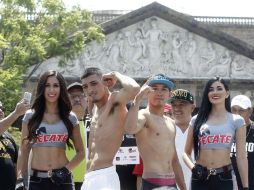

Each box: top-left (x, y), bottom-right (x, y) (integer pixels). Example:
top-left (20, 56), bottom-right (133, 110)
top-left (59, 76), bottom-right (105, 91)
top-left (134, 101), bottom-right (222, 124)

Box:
top-left (29, 174), bottom-right (74, 190)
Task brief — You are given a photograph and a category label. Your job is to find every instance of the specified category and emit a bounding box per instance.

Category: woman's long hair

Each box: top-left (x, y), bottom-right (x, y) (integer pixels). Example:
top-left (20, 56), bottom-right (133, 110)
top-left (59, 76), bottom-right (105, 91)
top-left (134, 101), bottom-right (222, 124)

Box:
top-left (27, 70), bottom-right (74, 148)
top-left (193, 77), bottom-right (231, 160)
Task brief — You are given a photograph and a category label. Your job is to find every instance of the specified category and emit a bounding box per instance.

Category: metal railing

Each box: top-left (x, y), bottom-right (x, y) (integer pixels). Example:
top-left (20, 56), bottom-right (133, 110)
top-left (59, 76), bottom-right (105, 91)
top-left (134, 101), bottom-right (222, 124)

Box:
top-left (194, 16), bottom-right (254, 26)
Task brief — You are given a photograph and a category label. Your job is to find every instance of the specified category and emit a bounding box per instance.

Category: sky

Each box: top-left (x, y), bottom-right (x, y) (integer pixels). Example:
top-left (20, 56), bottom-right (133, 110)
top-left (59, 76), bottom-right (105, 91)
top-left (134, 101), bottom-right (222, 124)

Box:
top-left (64, 0), bottom-right (254, 17)
top-left (63, 0), bottom-right (254, 17)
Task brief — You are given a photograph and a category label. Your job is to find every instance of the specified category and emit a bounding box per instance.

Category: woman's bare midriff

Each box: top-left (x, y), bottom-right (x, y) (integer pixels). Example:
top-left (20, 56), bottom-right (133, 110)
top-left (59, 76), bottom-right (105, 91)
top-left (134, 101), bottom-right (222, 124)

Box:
top-left (197, 149), bottom-right (231, 168)
top-left (31, 147), bottom-right (68, 170)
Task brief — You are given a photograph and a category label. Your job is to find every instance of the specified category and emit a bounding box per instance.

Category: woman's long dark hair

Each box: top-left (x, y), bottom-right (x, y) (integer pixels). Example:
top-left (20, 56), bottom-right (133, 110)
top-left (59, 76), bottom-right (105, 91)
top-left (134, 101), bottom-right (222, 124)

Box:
top-left (27, 70), bottom-right (74, 148)
top-left (193, 77), bottom-right (231, 160)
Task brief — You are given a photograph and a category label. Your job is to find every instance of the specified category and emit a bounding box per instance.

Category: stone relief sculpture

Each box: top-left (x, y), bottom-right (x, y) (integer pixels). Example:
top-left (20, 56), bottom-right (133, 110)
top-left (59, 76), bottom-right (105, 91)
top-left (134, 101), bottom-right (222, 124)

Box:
top-left (65, 59), bottom-right (82, 76)
top-left (29, 16), bottom-right (254, 79)
top-left (80, 44), bottom-right (99, 68)
top-left (231, 56), bottom-right (246, 77)
top-left (232, 56), bottom-right (244, 71)
top-left (172, 31), bottom-right (185, 73)
top-left (184, 32), bottom-right (197, 75)
top-left (125, 30), bottom-right (147, 73)
top-left (206, 50), bottom-right (231, 77)
top-left (139, 17), bottom-right (166, 71)
top-left (231, 55), bottom-right (254, 78)
top-left (200, 42), bottom-right (217, 75)
top-left (83, 45), bottom-right (97, 61)
top-left (219, 50), bottom-right (232, 66)
top-left (106, 32), bottom-right (126, 69)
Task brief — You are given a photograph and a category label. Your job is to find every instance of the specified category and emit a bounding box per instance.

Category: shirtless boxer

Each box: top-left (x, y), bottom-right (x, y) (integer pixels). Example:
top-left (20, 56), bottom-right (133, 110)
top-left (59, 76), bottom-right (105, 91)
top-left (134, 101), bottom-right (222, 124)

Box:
top-left (80, 67), bottom-right (140, 190)
top-left (125, 74), bottom-right (186, 190)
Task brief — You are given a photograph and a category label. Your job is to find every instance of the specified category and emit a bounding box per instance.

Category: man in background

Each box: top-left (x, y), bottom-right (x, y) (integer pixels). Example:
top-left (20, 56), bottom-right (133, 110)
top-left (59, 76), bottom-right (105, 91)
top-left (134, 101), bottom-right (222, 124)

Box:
top-left (169, 89), bottom-right (195, 190)
top-left (66, 82), bottom-right (87, 190)
top-left (231, 95), bottom-right (254, 190)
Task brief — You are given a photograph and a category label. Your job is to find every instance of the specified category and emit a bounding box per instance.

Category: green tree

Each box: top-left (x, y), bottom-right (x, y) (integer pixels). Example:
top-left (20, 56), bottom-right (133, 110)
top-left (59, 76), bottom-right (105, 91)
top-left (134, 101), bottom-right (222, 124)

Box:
top-left (0, 0), bottom-right (104, 113)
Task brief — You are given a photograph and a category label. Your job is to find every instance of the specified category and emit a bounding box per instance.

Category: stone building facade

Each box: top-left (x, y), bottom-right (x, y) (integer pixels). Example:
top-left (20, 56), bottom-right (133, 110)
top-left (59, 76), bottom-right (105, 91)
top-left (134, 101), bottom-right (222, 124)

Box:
top-left (26, 2), bottom-right (254, 106)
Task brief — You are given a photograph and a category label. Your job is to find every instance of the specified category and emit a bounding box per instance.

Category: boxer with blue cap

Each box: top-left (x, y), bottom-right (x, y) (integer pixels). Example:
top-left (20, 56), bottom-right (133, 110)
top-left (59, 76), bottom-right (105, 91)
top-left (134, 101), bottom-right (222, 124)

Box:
top-left (148, 74), bottom-right (175, 90)
top-left (124, 74), bottom-right (186, 189)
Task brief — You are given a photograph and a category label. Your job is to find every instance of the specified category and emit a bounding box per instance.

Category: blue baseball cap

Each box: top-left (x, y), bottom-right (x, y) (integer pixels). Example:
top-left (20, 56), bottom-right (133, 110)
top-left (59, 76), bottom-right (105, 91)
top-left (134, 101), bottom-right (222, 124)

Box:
top-left (148, 74), bottom-right (175, 90)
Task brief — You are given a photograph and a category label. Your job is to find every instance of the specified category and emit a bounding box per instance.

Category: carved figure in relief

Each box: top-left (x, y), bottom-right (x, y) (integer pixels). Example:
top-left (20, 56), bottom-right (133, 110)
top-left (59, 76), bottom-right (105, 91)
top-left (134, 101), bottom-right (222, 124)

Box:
top-left (83, 45), bottom-right (97, 61)
top-left (172, 31), bottom-right (184, 73)
top-left (80, 45), bottom-right (99, 69)
top-left (126, 30), bottom-right (147, 73)
top-left (218, 50), bottom-right (232, 66)
top-left (232, 56), bottom-right (244, 73)
top-left (66, 44), bottom-right (98, 76)
top-left (139, 18), bottom-right (165, 69)
top-left (139, 18), bottom-right (163, 47)
top-left (200, 42), bottom-right (216, 74)
top-left (106, 32), bottom-right (125, 68)
top-left (231, 56), bottom-right (253, 78)
top-left (206, 50), bottom-right (231, 77)
top-left (184, 32), bottom-right (197, 75)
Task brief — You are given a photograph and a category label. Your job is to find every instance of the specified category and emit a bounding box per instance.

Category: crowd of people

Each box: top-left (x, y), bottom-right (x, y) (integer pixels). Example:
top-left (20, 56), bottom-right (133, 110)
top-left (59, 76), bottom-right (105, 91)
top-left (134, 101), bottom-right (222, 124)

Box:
top-left (0, 67), bottom-right (252, 190)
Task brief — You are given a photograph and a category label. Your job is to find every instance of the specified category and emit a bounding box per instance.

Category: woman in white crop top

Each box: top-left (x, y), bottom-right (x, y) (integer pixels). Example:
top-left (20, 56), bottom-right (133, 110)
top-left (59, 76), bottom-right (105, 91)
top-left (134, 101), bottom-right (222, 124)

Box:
top-left (183, 77), bottom-right (248, 190)
top-left (16, 70), bottom-right (85, 190)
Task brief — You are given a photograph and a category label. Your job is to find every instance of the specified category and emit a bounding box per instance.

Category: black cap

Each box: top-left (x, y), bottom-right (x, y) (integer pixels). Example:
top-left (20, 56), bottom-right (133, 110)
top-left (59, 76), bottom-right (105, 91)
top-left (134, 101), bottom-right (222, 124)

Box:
top-left (67, 82), bottom-right (83, 91)
top-left (168, 89), bottom-right (194, 104)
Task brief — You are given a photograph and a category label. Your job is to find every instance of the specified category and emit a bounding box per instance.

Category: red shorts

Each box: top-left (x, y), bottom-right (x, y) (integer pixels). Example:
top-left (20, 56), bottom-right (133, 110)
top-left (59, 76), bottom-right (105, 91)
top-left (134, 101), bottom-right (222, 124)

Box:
top-left (132, 158), bottom-right (143, 175)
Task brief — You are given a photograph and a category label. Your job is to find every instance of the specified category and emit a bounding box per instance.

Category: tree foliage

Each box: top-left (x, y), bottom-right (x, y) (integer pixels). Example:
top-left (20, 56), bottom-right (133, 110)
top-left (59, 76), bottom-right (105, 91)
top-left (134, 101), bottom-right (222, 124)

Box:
top-left (0, 0), bottom-right (104, 113)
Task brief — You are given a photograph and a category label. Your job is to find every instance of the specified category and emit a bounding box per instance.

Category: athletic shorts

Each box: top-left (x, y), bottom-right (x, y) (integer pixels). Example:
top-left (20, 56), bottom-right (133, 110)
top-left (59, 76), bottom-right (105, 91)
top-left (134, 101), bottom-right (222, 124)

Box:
top-left (141, 178), bottom-right (177, 190)
top-left (81, 166), bottom-right (120, 190)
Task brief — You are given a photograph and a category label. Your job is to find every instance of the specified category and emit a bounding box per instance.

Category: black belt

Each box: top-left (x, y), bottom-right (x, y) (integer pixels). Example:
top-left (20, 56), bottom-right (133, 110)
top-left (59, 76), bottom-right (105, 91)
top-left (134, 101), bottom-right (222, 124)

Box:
top-left (30, 169), bottom-right (53, 178)
top-left (207, 164), bottom-right (233, 177)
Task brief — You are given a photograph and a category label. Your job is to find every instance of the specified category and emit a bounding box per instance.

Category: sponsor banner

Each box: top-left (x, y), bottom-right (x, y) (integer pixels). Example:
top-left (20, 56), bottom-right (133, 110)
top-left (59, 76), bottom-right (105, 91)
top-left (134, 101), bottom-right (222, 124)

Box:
top-left (113, 146), bottom-right (140, 165)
